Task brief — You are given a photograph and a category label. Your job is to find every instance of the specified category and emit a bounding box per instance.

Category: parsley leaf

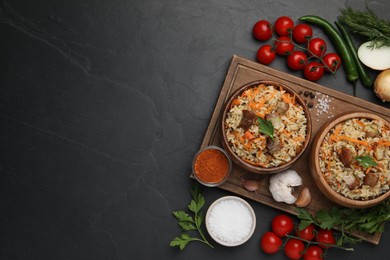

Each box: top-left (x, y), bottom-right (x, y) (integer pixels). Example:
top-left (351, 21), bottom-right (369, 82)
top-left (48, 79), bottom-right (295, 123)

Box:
top-left (354, 155), bottom-right (377, 168)
top-left (170, 182), bottom-right (213, 250)
top-left (257, 117), bottom-right (274, 141)
top-left (296, 200), bottom-right (390, 247)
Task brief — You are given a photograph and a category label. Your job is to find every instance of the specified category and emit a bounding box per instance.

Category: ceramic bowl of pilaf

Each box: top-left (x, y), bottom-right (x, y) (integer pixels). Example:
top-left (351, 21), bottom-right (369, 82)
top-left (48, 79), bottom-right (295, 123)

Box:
top-left (221, 80), bottom-right (312, 174)
top-left (309, 111), bottom-right (390, 208)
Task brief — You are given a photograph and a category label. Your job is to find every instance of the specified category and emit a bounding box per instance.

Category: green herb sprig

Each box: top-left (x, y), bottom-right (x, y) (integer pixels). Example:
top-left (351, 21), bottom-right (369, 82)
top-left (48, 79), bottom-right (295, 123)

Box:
top-left (354, 155), bottom-right (377, 168)
top-left (257, 117), bottom-right (274, 141)
top-left (296, 199), bottom-right (390, 246)
top-left (170, 183), bottom-right (213, 250)
top-left (338, 7), bottom-right (390, 48)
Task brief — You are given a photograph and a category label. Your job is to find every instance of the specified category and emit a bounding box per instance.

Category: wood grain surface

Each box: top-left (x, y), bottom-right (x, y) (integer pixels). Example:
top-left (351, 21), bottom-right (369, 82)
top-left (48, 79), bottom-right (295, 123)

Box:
top-left (192, 55), bottom-right (390, 245)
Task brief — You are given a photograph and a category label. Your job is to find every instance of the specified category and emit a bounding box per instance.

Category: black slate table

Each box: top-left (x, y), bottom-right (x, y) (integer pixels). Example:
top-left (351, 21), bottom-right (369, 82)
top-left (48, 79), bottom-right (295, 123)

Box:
top-left (1, 0), bottom-right (389, 259)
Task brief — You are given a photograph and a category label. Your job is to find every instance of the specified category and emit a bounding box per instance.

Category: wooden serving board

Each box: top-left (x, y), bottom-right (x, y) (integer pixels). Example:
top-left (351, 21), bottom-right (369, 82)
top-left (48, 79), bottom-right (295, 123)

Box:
top-left (192, 55), bottom-right (390, 245)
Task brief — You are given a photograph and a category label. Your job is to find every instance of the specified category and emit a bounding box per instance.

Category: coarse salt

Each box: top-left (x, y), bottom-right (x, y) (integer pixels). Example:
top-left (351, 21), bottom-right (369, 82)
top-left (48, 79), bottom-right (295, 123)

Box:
top-left (314, 92), bottom-right (334, 118)
top-left (207, 198), bottom-right (253, 244)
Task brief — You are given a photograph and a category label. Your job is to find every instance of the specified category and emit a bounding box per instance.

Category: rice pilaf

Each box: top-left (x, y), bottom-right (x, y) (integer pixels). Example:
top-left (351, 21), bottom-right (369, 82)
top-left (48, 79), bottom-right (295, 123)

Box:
top-left (319, 118), bottom-right (390, 200)
top-left (224, 83), bottom-right (307, 168)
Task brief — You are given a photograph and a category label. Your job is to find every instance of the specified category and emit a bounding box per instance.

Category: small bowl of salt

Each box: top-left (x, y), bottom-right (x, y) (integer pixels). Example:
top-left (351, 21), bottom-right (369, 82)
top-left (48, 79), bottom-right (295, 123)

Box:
top-left (205, 196), bottom-right (256, 247)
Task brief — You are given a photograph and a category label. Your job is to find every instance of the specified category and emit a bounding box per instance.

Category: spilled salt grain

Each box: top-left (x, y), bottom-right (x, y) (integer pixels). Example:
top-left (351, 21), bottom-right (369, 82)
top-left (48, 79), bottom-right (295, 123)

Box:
top-left (207, 199), bottom-right (253, 244)
top-left (314, 92), bottom-right (334, 117)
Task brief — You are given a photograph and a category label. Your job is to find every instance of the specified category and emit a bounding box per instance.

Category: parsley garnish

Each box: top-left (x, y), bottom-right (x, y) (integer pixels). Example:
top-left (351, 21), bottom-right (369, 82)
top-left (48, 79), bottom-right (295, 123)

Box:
top-left (257, 117), bottom-right (274, 141)
top-left (170, 182), bottom-right (213, 250)
top-left (354, 155), bottom-right (377, 168)
top-left (296, 200), bottom-right (390, 246)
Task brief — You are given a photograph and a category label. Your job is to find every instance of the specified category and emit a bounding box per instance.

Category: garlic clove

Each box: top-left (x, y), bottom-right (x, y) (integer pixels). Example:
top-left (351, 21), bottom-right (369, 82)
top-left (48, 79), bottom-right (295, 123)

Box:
top-left (241, 176), bottom-right (261, 192)
top-left (295, 187), bottom-right (312, 207)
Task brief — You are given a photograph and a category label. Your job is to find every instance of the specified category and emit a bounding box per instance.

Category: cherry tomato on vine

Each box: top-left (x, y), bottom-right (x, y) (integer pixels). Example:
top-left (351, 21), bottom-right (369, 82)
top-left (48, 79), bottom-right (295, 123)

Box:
top-left (253, 20), bottom-right (273, 41)
top-left (257, 45), bottom-right (276, 65)
top-left (303, 245), bottom-right (324, 260)
top-left (322, 52), bottom-right (342, 73)
top-left (274, 16), bottom-right (294, 36)
top-left (292, 23), bottom-right (313, 43)
top-left (275, 36), bottom-right (294, 56)
top-left (304, 61), bottom-right (324, 81)
top-left (287, 51), bottom-right (308, 70)
top-left (316, 228), bottom-right (336, 248)
top-left (284, 238), bottom-right (305, 260)
top-left (271, 214), bottom-right (294, 237)
top-left (260, 231), bottom-right (282, 254)
top-left (296, 223), bottom-right (316, 241)
top-left (307, 38), bottom-right (327, 57)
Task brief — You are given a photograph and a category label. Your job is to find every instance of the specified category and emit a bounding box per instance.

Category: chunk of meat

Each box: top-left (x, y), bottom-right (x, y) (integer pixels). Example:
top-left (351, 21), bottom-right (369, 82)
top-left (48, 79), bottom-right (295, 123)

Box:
top-left (373, 143), bottom-right (386, 161)
top-left (337, 147), bottom-right (356, 167)
top-left (266, 137), bottom-right (283, 154)
top-left (265, 113), bottom-right (283, 130)
top-left (364, 172), bottom-right (379, 188)
top-left (275, 101), bottom-right (289, 115)
top-left (341, 174), bottom-right (360, 190)
top-left (364, 124), bottom-right (379, 138)
top-left (239, 110), bottom-right (258, 131)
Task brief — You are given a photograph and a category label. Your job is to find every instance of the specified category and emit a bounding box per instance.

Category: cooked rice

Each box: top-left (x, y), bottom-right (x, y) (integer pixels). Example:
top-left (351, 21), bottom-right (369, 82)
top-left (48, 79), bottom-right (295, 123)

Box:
top-left (319, 118), bottom-right (390, 200)
top-left (224, 83), bottom-right (307, 168)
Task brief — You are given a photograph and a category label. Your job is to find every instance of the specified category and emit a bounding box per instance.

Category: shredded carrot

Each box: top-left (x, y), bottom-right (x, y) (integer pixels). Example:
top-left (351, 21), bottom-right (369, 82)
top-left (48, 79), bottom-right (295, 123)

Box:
top-left (244, 131), bottom-right (255, 140)
top-left (249, 98), bottom-right (266, 110)
top-left (377, 140), bottom-right (390, 147)
top-left (330, 124), bottom-right (342, 142)
top-left (244, 142), bottom-right (252, 151)
top-left (266, 90), bottom-right (277, 102)
top-left (355, 119), bottom-right (365, 127)
top-left (264, 105), bottom-right (275, 115)
top-left (283, 129), bottom-right (292, 136)
top-left (231, 98), bottom-right (241, 107)
top-left (365, 167), bottom-right (371, 175)
top-left (234, 131), bottom-right (245, 145)
top-left (338, 135), bottom-right (370, 147)
top-left (282, 93), bottom-right (293, 104)
top-left (293, 136), bottom-right (304, 142)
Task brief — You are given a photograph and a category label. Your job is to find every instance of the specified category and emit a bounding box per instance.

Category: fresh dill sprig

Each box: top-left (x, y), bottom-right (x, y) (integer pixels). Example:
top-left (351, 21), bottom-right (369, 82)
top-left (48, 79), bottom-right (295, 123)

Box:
top-left (338, 7), bottom-right (390, 48)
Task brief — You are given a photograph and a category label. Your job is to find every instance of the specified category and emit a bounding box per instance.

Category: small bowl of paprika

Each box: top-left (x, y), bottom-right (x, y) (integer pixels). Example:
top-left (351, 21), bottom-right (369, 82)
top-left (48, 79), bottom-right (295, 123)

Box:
top-left (192, 145), bottom-right (232, 187)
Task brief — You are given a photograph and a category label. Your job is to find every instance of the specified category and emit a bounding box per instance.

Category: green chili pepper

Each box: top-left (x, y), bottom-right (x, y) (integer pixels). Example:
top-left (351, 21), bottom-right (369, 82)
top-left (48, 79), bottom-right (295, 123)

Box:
top-left (299, 15), bottom-right (359, 83)
top-left (335, 21), bottom-right (373, 88)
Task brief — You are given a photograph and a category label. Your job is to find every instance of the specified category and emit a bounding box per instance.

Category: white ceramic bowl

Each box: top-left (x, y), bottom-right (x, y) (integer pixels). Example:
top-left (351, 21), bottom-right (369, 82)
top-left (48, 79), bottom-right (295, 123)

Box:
top-left (205, 196), bottom-right (256, 247)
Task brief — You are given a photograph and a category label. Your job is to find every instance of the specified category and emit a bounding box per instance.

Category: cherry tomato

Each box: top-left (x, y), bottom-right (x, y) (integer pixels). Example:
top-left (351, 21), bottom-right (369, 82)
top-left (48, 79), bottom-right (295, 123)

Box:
top-left (274, 16), bottom-right (294, 36)
top-left (304, 61), bottom-right (324, 81)
top-left (257, 45), bottom-right (276, 65)
top-left (322, 52), bottom-right (342, 73)
top-left (316, 228), bottom-right (336, 248)
top-left (307, 38), bottom-right (327, 57)
top-left (253, 20), bottom-right (273, 41)
top-left (271, 214), bottom-right (294, 237)
top-left (303, 246), bottom-right (324, 260)
top-left (275, 36), bottom-right (294, 56)
top-left (287, 51), bottom-right (308, 70)
top-left (284, 238), bottom-right (305, 260)
top-left (296, 223), bottom-right (316, 241)
top-left (260, 231), bottom-right (282, 254)
top-left (292, 23), bottom-right (313, 43)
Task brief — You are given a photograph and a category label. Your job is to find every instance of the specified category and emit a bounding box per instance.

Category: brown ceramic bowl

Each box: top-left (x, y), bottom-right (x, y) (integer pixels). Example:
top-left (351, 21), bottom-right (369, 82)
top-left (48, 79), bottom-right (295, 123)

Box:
top-left (309, 111), bottom-right (390, 208)
top-left (221, 80), bottom-right (312, 174)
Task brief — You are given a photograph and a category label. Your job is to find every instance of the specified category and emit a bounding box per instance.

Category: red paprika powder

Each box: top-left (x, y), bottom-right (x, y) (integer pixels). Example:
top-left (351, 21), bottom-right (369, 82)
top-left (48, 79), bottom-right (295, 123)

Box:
top-left (193, 147), bottom-right (230, 184)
